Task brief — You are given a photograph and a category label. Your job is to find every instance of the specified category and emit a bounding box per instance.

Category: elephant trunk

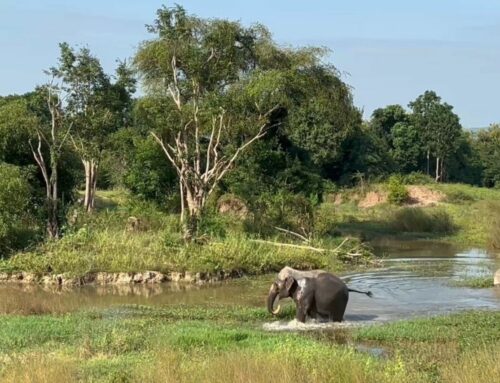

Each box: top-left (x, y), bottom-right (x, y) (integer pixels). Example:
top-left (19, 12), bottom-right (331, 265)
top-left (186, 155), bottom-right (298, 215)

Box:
top-left (267, 282), bottom-right (281, 315)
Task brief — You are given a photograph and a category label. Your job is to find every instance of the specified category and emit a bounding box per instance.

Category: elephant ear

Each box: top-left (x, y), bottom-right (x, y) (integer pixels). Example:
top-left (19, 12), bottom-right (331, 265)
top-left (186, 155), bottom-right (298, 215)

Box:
top-left (285, 276), bottom-right (296, 293)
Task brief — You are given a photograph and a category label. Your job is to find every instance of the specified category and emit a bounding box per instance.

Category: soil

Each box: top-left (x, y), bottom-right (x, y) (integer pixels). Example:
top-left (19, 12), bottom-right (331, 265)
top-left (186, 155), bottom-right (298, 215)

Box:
top-left (358, 186), bottom-right (445, 208)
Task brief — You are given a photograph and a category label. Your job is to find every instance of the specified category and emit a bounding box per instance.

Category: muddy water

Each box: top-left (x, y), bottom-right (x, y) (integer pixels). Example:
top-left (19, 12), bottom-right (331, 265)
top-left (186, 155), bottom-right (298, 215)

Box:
top-left (0, 240), bottom-right (499, 323)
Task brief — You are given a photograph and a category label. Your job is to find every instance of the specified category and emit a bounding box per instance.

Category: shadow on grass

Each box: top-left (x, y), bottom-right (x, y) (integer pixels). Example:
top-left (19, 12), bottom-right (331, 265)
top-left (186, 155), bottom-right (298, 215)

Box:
top-left (337, 207), bottom-right (457, 243)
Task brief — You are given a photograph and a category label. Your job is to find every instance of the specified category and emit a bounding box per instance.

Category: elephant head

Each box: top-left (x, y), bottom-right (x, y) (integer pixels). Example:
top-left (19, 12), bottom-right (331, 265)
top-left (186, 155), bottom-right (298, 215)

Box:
top-left (267, 276), bottom-right (297, 315)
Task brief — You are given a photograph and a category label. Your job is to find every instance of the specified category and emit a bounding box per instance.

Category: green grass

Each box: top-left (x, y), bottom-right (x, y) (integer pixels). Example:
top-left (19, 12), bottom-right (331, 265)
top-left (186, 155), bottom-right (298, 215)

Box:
top-left (450, 276), bottom-right (494, 289)
top-left (355, 311), bottom-right (500, 348)
top-left (0, 307), bottom-right (498, 382)
top-left (334, 182), bottom-right (500, 248)
top-left (0, 192), bottom-right (375, 276)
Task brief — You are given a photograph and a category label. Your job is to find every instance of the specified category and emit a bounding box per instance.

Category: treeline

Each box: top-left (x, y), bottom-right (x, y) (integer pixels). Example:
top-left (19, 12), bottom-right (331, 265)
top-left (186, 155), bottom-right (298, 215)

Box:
top-left (0, 5), bottom-right (499, 252)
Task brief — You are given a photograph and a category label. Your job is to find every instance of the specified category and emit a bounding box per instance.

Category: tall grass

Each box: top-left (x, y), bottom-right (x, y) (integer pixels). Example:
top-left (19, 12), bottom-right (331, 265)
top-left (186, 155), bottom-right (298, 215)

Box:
top-left (440, 346), bottom-right (500, 383)
top-left (138, 348), bottom-right (413, 383)
top-left (0, 233), bottom-right (334, 276)
top-left (0, 354), bottom-right (77, 383)
top-left (0, 309), bottom-right (498, 382)
top-left (387, 207), bottom-right (455, 234)
top-left (487, 202), bottom-right (500, 250)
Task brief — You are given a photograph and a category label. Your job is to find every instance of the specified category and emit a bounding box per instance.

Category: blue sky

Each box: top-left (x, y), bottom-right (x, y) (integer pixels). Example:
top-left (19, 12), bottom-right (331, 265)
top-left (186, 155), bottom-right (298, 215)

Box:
top-left (1, 0), bottom-right (499, 127)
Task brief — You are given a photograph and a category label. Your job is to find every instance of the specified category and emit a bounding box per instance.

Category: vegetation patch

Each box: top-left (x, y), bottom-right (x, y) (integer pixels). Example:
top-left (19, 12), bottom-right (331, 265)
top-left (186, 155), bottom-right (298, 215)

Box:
top-left (450, 277), bottom-right (494, 289)
top-left (386, 207), bottom-right (455, 234)
top-left (0, 308), bottom-right (498, 383)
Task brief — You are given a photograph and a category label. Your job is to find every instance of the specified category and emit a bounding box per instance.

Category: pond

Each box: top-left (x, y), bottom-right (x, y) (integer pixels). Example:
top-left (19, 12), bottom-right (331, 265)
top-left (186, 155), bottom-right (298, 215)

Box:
top-left (1, 240), bottom-right (499, 323)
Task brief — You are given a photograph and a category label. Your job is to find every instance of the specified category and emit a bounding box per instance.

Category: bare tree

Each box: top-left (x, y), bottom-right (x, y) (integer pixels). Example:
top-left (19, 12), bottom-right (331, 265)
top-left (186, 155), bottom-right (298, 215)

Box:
top-left (29, 83), bottom-right (71, 238)
top-left (150, 79), bottom-right (277, 238)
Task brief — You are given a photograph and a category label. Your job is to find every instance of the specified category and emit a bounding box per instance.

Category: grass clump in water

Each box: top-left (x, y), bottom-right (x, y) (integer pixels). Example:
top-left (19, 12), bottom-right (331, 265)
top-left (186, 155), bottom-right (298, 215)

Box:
top-left (450, 276), bottom-right (494, 289)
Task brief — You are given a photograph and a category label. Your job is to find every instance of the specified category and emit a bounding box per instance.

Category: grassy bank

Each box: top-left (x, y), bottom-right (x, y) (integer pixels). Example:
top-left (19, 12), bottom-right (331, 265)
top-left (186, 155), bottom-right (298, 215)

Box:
top-left (332, 182), bottom-right (500, 249)
top-left (0, 305), bottom-right (497, 382)
top-left (0, 191), bottom-right (373, 277)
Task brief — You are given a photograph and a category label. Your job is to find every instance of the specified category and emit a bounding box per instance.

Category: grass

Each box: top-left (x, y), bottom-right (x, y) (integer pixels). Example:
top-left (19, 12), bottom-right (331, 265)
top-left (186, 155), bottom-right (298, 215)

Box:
top-left (0, 307), bottom-right (498, 382)
top-left (450, 276), bottom-right (494, 288)
top-left (354, 311), bottom-right (500, 382)
top-left (0, 191), bottom-right (374, 276)
top-left (334, 182), bottom-right (500, 248)
top-left (387, 207), bottom-right (455, 234)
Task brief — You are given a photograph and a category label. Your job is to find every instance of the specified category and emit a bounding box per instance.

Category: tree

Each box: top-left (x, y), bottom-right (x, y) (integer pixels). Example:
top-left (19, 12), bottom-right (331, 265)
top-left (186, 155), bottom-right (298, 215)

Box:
top-left (370, 104), bottom-right (408, 147)
top-left (49, 43), bottom-right (135, 212)
top-left (409, 91), bottom-right (462, 182)
top-left (28, 84), bottom-right (72, 238)
top-left (134, 5), bottom-right (287, 239)
top-left (0, 163), bottom-right (33, 256)
top-left (0, 97), bottom-right (34, 166)
top-left (390, 121), bottom-right (424, 173)
top-left (475, 124), bottom-right (500, 187)
top-left (285, 66), bottom-right (362, 179)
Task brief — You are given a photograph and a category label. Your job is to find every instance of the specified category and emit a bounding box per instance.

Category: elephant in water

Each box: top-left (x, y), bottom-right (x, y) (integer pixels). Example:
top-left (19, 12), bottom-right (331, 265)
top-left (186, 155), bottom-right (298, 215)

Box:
top-left (267, 267), bottom-right (372, 323)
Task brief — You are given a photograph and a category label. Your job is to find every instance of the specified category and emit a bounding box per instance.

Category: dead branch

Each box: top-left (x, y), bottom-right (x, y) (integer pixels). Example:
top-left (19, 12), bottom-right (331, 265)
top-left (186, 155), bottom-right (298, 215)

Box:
top-left (248, 239), bottom-right (327, 253)
top-left (273, 226), bottom-right (310, 243)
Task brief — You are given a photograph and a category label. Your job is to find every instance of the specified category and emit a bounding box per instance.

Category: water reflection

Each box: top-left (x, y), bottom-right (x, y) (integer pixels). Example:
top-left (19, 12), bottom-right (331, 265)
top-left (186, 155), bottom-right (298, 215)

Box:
top-left (0, 242), bottom-right (499, 321)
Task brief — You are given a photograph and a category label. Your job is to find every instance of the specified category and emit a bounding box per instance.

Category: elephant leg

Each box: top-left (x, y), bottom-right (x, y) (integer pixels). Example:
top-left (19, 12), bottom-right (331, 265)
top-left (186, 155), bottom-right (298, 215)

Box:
top-left (295, 300), bottom-right (310, 323)
top-left (295, 304), bottom-right (307, 322)
top-left (329, 301), bottom-right (347, 322)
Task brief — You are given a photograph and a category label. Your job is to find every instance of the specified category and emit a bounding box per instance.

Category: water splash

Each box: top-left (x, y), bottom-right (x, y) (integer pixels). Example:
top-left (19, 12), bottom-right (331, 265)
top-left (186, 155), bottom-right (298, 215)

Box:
top-left (262, 318), bottom-right (359, 332)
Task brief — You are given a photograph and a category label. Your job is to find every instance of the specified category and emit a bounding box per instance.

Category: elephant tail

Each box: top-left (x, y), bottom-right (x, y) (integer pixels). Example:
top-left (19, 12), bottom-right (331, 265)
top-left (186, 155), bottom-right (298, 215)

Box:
top-left (348, 288), bottom-right (373, 297)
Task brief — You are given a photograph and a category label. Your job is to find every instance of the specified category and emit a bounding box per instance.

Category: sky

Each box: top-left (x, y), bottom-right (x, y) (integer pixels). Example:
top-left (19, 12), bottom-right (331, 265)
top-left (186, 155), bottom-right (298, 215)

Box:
top-left (1, 0), bottom-right (499, 128)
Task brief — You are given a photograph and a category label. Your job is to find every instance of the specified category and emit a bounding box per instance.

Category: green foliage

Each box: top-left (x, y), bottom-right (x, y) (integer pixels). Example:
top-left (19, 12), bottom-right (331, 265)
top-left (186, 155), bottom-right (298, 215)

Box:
top-left (245, 191), bottom-right (316, 236)
top-left (0, 163), bottom-right (38, 256)
top-left (475, 124), bottom-right (500, 187)
top-left (402, 172), bottom-right (434, 185)
top-left (409, 91), bottom-right (463, 180)
top-left (0, 97), bottom-right (35, 166)
top-left (355, 311), bottom-right (500, 348)
top-left (386, 175), bottom-right (409, 205)
top-left (123, 136), bottom-right (178, 204)
top-left (450, 277), bottom-right (494, 289)
top-left (371, 104), bottom-right (409, 138)
top-left (390, 122), bottom-right (424, 173)
top-left (313, 203), bottom-right (339, 237)
top-left (387, 207), bottom-right (455, 234)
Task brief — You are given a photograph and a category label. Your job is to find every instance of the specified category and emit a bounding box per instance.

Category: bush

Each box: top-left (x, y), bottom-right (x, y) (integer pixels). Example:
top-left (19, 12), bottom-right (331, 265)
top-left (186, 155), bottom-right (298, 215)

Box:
top-left (245, 191), bottom-right (316, 237)
top-left (314, 203), bottom-right (338, 237)
top-left (386, 175), bottom-right (409, 205)
top-left (402, 172), bottom-right (434, 185)
top-left (0, 163), bottom-right (37, 256)
top-left (388, 207), bottom-right (455, 234)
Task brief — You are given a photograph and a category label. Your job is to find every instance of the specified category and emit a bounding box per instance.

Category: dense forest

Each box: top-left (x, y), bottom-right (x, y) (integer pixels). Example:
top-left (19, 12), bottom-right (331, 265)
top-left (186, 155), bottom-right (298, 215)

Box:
top-left (0, 5), bottom-right (499, 255)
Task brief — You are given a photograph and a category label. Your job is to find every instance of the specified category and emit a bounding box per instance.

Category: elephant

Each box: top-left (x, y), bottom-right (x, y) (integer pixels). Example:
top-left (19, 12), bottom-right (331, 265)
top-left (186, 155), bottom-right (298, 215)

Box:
top-left (267, 267), bottom-right (372, 323)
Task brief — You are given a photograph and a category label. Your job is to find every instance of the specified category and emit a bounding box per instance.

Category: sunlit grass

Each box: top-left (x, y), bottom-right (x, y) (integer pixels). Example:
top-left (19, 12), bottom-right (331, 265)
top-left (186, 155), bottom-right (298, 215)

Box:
top-left (0, 309), bottom-right (498, 382)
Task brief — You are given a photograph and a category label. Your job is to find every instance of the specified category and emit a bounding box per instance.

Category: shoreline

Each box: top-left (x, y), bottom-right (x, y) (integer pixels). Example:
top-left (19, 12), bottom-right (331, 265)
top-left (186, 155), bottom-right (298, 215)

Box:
top-left (0, 269), bottom-right (243, 286)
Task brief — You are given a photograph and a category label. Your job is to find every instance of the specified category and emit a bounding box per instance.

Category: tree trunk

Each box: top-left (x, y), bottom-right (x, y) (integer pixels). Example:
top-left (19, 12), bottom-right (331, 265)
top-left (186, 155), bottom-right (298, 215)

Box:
top-left (426, 149), bottom-right (430, 175)
top-left (435, 156), bottom-right (441, 182)
top-left (183, 184), bottom-right (203, 241)
top-left (440, 158), bottom-right (445, 182)
top-left (83, 159), bottom-right (98, 212)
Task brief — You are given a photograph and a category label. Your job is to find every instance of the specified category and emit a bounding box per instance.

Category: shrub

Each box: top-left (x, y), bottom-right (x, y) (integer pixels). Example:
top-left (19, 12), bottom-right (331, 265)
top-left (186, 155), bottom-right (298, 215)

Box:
top-left (0, 163), bottom-right (37, 256)
top-left (386, 175), bottom-right (409, 205)
top-left (246, 191), bottom-right (315, 237)
top-left (314, 203), bottom-right (338, 237)
top-left (402, 172), bottom-right (434, 185)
